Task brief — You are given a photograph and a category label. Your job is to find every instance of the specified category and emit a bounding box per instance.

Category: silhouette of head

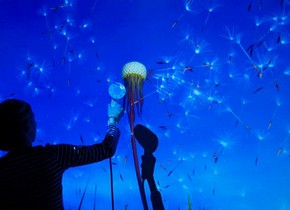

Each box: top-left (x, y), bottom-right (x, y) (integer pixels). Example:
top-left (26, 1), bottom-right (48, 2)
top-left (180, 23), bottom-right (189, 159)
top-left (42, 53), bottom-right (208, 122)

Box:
top-left (134, 124), bottom-right (158, 154)
top-left (0, 99), bottom-right (36, 151)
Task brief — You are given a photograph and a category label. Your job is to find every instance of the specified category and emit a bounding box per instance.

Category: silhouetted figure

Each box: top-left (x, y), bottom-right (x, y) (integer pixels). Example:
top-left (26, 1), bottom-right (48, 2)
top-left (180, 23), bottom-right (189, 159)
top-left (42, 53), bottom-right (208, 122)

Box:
top-left (134, 124), bottom-right (165, 210)
top-left (0, 99), bottom-right (123, 210)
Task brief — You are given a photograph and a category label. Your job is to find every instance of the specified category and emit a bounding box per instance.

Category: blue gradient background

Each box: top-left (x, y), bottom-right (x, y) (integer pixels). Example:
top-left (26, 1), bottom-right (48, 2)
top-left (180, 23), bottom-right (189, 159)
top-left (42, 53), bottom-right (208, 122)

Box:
top-left (0, 0), bottom-right (290, 209)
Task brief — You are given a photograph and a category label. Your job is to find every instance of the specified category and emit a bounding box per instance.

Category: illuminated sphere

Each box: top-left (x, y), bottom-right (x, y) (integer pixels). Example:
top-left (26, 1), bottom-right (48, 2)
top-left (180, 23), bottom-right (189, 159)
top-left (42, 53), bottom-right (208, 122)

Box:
top-left (122, 61), bottom-right (147, 79)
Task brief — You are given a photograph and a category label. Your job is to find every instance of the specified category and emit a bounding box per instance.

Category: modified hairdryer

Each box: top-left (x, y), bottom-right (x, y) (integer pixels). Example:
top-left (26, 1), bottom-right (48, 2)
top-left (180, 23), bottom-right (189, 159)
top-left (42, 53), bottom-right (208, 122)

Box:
top-left (108, 82), bottom-right (126, 106)
top-left (134, 124), bottom-right (165, 210)
top-left (134, 124), bottom-right (158, 154)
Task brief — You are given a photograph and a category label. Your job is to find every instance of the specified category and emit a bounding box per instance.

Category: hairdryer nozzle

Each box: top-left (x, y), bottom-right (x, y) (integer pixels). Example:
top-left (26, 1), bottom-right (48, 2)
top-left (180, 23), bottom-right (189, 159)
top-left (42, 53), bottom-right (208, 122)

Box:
top-left (134, 124), bottom-right (158, 154)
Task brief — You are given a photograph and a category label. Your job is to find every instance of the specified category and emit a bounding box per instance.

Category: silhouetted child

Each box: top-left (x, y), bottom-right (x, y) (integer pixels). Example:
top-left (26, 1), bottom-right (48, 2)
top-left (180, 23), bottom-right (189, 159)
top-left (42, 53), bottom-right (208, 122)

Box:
top-left (0, 99), bottom-right (123, 209)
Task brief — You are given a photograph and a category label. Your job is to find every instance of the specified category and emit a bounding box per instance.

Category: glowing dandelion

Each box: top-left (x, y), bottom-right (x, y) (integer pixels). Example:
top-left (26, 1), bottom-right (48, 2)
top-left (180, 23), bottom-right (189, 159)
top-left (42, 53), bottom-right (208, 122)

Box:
top-left (213, 131), bottom-right (237, 155)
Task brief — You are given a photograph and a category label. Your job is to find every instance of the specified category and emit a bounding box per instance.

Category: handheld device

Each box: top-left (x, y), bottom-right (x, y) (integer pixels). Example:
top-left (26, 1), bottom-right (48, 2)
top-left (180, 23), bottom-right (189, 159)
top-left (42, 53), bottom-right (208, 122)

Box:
top-left (108, 82), bottom-right (126, 106)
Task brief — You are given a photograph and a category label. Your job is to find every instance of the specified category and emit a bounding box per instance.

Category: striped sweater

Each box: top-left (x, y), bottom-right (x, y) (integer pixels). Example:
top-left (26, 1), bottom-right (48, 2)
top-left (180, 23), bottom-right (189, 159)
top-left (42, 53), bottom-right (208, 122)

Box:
top-left (0, 125), bottom-right (120, 210)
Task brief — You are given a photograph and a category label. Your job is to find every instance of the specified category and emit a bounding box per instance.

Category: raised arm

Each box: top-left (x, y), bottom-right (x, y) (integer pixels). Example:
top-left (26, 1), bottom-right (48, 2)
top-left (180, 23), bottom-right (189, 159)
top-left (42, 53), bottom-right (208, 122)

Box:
top-left (50, 102), bottom-right (124, 169)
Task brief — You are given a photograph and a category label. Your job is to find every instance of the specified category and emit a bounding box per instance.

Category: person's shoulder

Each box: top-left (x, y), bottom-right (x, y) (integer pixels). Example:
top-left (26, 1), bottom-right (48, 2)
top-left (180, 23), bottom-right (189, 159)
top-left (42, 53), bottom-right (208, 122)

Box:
top-left (30, 145), bottom-right (47, 153)
top-left (32, 144), bottom-right (55, 152)
top-left (42, 143), bottom-right (66, 151)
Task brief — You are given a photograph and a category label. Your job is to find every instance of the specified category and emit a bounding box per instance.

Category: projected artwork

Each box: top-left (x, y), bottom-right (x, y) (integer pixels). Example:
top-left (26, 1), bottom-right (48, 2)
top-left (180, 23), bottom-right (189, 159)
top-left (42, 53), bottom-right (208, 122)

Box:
top-left (0, 0), bottom-right (290, 209)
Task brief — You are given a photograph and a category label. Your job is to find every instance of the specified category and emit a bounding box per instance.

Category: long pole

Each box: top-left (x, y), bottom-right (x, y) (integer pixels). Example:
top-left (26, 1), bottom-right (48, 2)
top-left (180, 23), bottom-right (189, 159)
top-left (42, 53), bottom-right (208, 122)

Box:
top-left (109, 158), bottom-right (115, 210)
top-left (129, 101), bottom-right (148, 210)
